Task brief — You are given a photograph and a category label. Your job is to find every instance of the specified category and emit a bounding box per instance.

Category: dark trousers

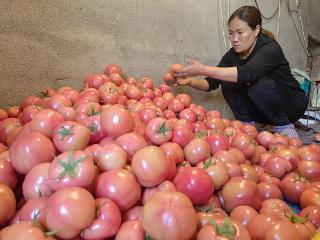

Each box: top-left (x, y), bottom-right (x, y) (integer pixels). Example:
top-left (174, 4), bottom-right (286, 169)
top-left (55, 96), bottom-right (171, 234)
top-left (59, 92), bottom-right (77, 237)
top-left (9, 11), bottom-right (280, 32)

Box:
top-left (221, 76), bottom-right (308, 125)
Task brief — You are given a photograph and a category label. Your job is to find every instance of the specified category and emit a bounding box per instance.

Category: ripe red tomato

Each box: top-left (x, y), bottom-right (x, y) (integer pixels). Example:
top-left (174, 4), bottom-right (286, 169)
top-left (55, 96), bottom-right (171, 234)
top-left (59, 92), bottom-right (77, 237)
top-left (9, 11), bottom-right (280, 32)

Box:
top-left (0, 184), bottom-right (16, 225)
top-left (95, 169), bottom-right (141, 212)
top-left (81, 198), bottom-right (122, 239)
top-left (18, 198), bottom-right (47, 225)
top-left (173, 166), bottom-right (214, 205)
top-left (197, 217), bottom-right (251, 240)
top-left (0, 221), bottom-right (55, 240)
top-left (9, 131), bottom-right (56, 174)
top-left (48, 149), bottom-right (96, 191)
top-left (115, 220), bottom-right (145, 240)
top-left (183, 138), bottom-right (211, 165)
top-left (257, 181), bottom-right (283, 200)
top-left (299, 187), bottom-right (320, 209)
top-left (160, 142), bottom-right (184, 164)
top-left (131, 146), bottom-right (170, 187)
top-left (259, 199), bottom-right (291, 216)
top-left (0, 158), bottom-right (18, 189)
top-left (22, 162), bottom-right (53, 200)
top-left (230, 205), bottom-right (258, 227)
top-left (221, 177), bottom-right (262, 211)
top-left (143, 191), bottom-right (197, 240)
top-left (300, 205), bottom-right (320, 228)
top-left (0, 118), bottom-right (22, 145)
top-left (115, 132), bottom-right (148, 161)
top-left (231, 133), bottom-right (257, 159)
top-left (44, 187), bottom-right (96, 239)
top-left (280, 172), bottom-right (310, 204)
top-left (197, 158), bottom-right (230, 190)
top-left (96, 142), bottom-right (127, 171)
top-left (104, 63), bottom-right (122, 76)
top-left (100, 105), bottom-right (134, 139)
top-left (145, 117), bottom-right (173, 145)
top-left (29, 109), bottom-right (64, 138)
top-left (84, 73), bottom-right (108, 89)
top-left (52, 121), bottom-right (90, 152)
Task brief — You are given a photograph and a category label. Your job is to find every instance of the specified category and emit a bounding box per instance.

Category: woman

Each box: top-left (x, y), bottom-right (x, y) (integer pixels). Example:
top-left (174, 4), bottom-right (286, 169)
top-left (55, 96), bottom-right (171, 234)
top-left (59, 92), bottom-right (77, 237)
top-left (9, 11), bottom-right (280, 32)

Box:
top-left (174, 5), bottom-right (308, 139)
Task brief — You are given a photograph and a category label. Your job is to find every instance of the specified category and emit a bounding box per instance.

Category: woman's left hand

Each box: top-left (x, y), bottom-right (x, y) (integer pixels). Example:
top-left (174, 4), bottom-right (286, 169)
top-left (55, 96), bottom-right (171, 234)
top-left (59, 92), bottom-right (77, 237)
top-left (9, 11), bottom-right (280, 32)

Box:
top-left (174, 59), bottom-right (206, 78)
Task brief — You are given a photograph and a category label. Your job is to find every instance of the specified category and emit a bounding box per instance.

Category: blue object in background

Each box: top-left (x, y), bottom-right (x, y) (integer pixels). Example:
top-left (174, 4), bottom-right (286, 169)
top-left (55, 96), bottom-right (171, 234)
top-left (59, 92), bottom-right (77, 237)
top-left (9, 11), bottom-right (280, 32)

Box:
top-left (284, 198), bottom-right (301, 214)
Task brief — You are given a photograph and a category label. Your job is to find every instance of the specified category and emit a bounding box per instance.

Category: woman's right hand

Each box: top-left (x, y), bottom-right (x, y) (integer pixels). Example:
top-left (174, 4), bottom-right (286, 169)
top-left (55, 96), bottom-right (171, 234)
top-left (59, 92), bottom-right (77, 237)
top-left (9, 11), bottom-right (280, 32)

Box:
top-left (174, 77), bottom-right (192, 86)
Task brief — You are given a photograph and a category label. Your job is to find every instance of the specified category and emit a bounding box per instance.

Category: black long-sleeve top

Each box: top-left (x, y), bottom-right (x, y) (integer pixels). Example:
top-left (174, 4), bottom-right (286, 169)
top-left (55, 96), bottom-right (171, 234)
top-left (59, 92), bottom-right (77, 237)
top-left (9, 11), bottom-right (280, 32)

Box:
top-left (206, 34), bottom-right (304, 93)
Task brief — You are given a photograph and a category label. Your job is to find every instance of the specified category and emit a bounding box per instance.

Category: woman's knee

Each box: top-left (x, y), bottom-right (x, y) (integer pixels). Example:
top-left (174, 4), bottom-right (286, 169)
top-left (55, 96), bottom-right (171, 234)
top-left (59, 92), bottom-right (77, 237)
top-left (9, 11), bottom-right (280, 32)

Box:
top-left (247, 77), bottom-right (279, 101)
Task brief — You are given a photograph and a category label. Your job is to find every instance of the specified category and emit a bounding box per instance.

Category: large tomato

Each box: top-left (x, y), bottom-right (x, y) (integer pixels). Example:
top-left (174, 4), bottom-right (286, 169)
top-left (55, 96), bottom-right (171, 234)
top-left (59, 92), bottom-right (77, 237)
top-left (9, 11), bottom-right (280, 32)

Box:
top-left (131, 146), bottom-right (169, 187)
top-left (300, 205), bottom-right (320, 228)
top-left (173, 166), bottom-right (214, 205)
top-left (0, 118), bottom-right (22, 145)
top-left (95, 169), bottom-right (141, 212)
top-left (183, 138), bottom-right (211, 165)
top-left (0, 221), bottom-right (55, 240)
top-left (9, 132), bottom-right (56, 174)
top-left (197, 218), bottom-right (251, 240)
top-left (259, 198), bottom-right (291, 216)
top-left (48, 149), bottom-right (96, 191)
top-left (29, 109), bottom-right (64, 138)
top-left (0, 184), bottom-right (16, 225)
top-left (80, 115), bottom-right (107, 144)
top-left (95, 142), bottom-right (127, 171)
top-left (141, 180), bottom-right (176, 205)
top-left (257, 182), bottom-right (283, 200)
top-left (231, 133), bottom-right (257, 159)
top-left (44, 187), bottom-right (95, 239)
top-left (197, 158), bottom-right (229, 190)
top-left (297, 160), bottom-right (320, 182)
top-left (84, 73), bottom-right (108, 89)
top-left (115, 220), bottom-right (145, 240)
top-left (142, 191), bottom-right (197, 240)
top-left (299, 187), bottom-right (320, 209)
top-left (22, 162), bottom-right (53, 200)
top-left (52, 121), bottom-right (90, 152)
top-left (17, 197), bottom-right (48, 225)
top-left (221, 177), bottom-right (262, 211)
top-left (160, 142), bottom-right (184, 164)
top-left (81, 198), bottom-right (121, 239)
top-left (0, 158), bottom-right (18, 189)
top-left (229, 205), bottom-right (258, 227)
top-left (145, 117), bottom-right (172, 145)
top-left (100, 105), bottom-right (134, 139)
top-left (280, 172), bottom-right (310, 204)
top-left (115, 132), bottom-right (148, 161)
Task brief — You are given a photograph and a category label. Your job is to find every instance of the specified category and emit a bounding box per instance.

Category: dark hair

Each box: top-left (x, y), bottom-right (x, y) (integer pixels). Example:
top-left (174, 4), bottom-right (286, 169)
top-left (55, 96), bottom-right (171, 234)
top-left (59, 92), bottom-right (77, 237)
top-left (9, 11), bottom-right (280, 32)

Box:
top-left (228, 6), bottom-right (275, 39)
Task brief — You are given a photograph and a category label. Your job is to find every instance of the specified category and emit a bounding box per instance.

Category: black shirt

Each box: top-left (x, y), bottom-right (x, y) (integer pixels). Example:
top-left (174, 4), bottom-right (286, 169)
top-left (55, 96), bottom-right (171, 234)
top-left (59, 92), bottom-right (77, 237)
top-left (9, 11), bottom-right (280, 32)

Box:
top-left (206, 34), bottom-right (304, 93)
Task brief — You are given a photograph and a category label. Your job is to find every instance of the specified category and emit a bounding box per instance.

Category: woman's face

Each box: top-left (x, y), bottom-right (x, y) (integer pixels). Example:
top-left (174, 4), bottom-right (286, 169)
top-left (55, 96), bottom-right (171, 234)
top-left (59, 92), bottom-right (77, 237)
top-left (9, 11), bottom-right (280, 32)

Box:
top-left (228, 17), bottom-right (260, 58)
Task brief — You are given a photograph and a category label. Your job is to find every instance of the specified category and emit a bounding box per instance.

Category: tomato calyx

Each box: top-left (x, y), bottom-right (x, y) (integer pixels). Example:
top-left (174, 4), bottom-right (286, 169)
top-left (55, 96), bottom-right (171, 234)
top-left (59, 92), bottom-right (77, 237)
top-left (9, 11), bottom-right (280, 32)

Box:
top-left (209, 217), bottom-right (237, 240)
top-left (57, 126), bottom-right (74, 140)
top-left (38, 90), bottom-right (49, 98)
top-left (284, 209), bottom-right (307, 224)
top-left (293, 173), bottom-right (308, 183)
top-left (156, 122), bottom-right (171, 137)
top-left (196, 206), bottom-right (214, 213)
top-left (88, 105), bottom-right (101, 116)
top-left (88, 122), bottom-right (98, 133)
top-left (195, 130), bottom-right (209, 139)
top-left (203, 157), bottom-right (216, 169)
top-left (56, 148), bottom-right (85, 179)
top-left (145, 233), bottom-right (153, 240)
top-left (31, 210), bottom-right (60, 237)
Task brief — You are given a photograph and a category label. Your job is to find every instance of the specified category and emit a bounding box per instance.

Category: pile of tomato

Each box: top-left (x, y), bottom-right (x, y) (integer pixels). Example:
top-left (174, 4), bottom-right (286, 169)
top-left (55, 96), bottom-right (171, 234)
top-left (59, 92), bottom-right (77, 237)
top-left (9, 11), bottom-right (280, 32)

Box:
top-left (0, 64), bottom-right (319, 240)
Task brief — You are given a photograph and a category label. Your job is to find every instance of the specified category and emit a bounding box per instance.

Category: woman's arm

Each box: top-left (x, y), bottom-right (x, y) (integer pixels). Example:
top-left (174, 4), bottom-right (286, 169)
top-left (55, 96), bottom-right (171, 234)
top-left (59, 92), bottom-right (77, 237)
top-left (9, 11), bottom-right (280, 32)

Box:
top-left (175, 59), bottom-right (238, 83)
top-left (177, 77), bottom-right (210, 91)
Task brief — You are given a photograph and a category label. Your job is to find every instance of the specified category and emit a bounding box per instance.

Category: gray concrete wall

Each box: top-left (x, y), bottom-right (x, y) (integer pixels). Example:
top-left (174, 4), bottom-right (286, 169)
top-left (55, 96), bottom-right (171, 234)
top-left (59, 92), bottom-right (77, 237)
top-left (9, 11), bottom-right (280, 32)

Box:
top-left (0, 0), bottom-right (316, 118)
